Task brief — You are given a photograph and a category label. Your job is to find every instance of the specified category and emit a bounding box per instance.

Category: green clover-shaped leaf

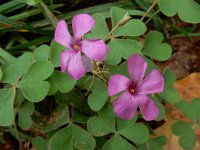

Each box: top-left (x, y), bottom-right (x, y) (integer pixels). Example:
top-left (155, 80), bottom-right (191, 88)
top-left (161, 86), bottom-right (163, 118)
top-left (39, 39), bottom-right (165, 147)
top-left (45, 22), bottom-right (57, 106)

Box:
top-left (175, 98), bottom-right (200, 122)
top-left (88, 90), bottom-right (108, 112)
top-left (159, 0), bottom-right (200, 23)
top-left (116, 114), bottom-right (138, 131)
top-left (159, 68), bottom-right (180, 103)
top-left (172, 121), bottom-right (196, 149)
top-left (102, 135), bottom-right (136, 150)
top-left (114, 19), bottom-right (146, 37)
top-left (87, 105), bottom-right (115, 136)
top-left (49, 124), bottom-right (96, 150)
top-left (153, 97), bottom-right (166, 121)
top-left (149, 136), bottom-right (167, 150)
top-left (17, 60), bottom-right (54, 102)
top-left (106, 38), bottom-right (142, 65)
top-left (142, 31), bottom-right (172, 61)
top-left (137, 136), bottom-right (167, 150)
top-left (85, 13), bottom-right (109, 40)
top-left (2, 52), bottom-right (33, 84)
top-left (0, 88), bottom-right (15, 126)
top-left (18, 100), bottom-right (34, 130)
top-left (42, 106), bottom-right (70, 133)
top-left (119, 123), bottom-right (149, 144)
top-left (110, 7), bottom-right (146, 37)
top-left (111, 7), bottom-right (128, 27)
top-left (32, 136), bottom-right (48, 150)
top-left (48, 70), bottom-right (76, 95)
top-left (50, 40), bottom-right (65, 67)
top-left (33, 44), bottom-right (50, 61)
top-left (158, 0), bottom-right (180, 17)
top-left (87, 78), bottom-right (109, 111)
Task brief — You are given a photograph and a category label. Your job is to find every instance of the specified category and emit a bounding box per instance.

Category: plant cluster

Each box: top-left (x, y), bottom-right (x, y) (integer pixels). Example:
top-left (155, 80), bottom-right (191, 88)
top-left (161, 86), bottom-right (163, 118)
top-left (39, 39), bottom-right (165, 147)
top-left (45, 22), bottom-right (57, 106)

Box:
top-left (0, 0), bottom-right (200, 150)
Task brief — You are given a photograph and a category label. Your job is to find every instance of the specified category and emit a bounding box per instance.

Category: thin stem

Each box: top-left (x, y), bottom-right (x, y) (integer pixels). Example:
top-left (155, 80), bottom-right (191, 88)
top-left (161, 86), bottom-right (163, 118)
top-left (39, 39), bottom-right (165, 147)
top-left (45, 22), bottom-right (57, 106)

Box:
top-left (27, 141), bottom-right (30, 150)
top-left (96, 66), bottom-right (108, 81)
top-left (169, 25), bottom-right (192, 40)
top-left (93, 61), bottom-right (108, 83)
top-left (145, 9), bottom-right (160, 24)
top-left (140, 0), bottom-right (158, 21)
top-left (92, 70), bottom-right (109, 74)
top-left (110, 95), bottom-right (118, 102)
top-left (169, 33), bottom-right (200, 38)
top-left (13, 121), bottom-right (22, 150)
top-left (105, 24), bottom-right (119, 40)
top-left (85, 75), bottom-right (95, 95)
top-left (11, 86), bottom-right (22, 150)
top-left (105, 13), bottom-right (131, 41)
top-left (93, 72), bottom-right (107, 83)
top-left (172, 117), bottom-right (193, 124)
top-left (146, 141), bottom-right (150, 150)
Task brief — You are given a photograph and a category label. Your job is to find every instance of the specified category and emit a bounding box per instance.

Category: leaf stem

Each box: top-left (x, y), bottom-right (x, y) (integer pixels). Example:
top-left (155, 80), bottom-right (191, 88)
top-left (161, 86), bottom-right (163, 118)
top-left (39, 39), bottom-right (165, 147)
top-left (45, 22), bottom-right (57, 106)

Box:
top-left (93, 72), bottom-right (107, 83)
top-left (169, 33), bottom-right (200, 38)
top-left (93, 61), bottom-right (108, 83)
top-left (140, 0), bottom-right (158, 21)
top-left (145, 9), bottom-right (160, 24)
top-left (13, 121), bottom-right (23, 150)
top-left (86, 75), bottom-right (95, 95)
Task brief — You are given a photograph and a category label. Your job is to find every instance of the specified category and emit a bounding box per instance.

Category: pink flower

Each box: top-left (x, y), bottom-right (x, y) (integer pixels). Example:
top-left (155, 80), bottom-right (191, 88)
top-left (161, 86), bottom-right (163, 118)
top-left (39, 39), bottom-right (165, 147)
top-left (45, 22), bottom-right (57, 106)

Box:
top-left (54, 14), bottom-right (108, 80)
top-left (108, 54), bottom-right (164, 121)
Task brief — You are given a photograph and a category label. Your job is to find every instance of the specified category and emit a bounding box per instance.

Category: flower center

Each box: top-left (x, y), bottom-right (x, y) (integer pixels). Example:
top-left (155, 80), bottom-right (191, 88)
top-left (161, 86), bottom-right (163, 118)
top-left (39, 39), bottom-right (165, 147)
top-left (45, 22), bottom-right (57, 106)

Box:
top-left (130, 88), bottom-right (135, 94)
top-left (73, 44), bottom-right (80, 51)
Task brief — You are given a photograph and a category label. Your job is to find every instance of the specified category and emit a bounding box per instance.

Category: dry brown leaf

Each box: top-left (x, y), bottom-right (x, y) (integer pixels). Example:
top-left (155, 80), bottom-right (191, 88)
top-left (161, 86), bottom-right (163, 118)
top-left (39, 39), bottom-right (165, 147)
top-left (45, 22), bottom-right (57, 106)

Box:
top-left (154, 73), bottom-right (200, 150)
top-left (174, 73), bottom-right (200, 101)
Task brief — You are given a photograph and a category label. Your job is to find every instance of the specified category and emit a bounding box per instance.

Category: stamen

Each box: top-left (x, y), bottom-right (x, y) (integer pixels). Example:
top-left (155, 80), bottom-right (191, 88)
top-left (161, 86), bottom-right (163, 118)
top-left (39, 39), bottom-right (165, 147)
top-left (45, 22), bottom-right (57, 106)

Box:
top-left (73, 44), bottom-right (79, 50)
top-left (130, 88), bottom-right (135, 94)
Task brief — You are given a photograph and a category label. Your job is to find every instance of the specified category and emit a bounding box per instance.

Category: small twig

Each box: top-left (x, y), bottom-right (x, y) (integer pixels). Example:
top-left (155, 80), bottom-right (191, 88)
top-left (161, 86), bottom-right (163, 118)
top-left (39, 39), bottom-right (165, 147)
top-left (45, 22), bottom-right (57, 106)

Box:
top-left (140, 0), bottom-right (158, 21)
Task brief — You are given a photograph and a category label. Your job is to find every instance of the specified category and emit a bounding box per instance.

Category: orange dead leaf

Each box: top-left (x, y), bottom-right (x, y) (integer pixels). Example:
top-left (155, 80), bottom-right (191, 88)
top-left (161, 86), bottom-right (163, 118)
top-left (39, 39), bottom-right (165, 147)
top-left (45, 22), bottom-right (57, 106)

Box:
top-left (155, 73), bottom-right (200, 150)
top-left (174, 73), bottom-right (200, 101)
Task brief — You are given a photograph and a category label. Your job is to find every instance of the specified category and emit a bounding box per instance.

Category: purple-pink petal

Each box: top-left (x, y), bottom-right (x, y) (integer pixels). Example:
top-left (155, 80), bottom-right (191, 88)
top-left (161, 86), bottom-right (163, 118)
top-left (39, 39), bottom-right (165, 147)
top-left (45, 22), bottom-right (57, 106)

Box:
top-left (108, 74), bottom-right (130, 96)
top-left (112, 91), bottom-right (137, 120)
top-left (81, 55), bottom-right (93, 72)
top-left (137, 95), bottom-right (159, 121)
top-left (60, 50), bottom-right (75, 72)
top-left (81, 39), bottom-right (108, 61)
top-left (68, 51), bottom-right (86, 80)
top-left (54, 20), bottom-right (72, 48)
top-left (137, 69), bottom-right (164, 94)
top-left (128, 54), bottom-right (147, 84)
top-left (72, 14), bottom-right (95, 40)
